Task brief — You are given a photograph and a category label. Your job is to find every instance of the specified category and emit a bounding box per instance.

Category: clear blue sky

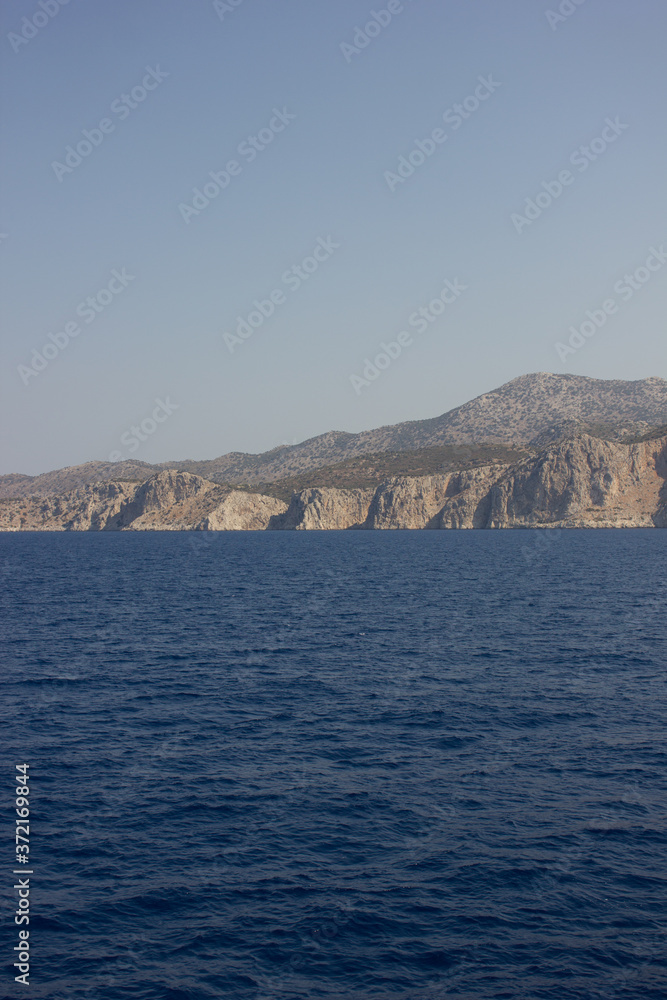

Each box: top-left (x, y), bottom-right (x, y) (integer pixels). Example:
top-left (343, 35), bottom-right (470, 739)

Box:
top-left (1, 0), bottom-right (666, 475)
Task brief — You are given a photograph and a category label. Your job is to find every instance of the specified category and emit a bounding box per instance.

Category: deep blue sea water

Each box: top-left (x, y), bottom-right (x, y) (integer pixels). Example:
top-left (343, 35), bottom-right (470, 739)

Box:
top-left (1, 529), bottom-right (666, 1000)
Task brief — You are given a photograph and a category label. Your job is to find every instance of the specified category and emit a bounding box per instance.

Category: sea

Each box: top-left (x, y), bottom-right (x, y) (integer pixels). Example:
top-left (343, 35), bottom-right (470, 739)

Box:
top-left (1, 529), bottom-right (666, 1000)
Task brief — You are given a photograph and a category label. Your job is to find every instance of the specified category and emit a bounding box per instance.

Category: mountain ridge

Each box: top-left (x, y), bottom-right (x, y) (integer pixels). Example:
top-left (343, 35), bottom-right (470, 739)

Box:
top-left (2, 372), bottom-right (665, 499)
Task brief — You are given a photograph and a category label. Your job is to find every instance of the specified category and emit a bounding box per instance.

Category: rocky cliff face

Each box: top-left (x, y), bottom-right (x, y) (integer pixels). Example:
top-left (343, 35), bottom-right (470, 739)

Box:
top-left (485, 434), bottom-right (667, 528)
top-left (1, 435), bottom-right (665, 532)
top-left (112, 470), bottom-right (226, 530)
top-left (200, 491), bottom-right (288, 531)
top-left (261, 434), bottom-right (667, 530)
top-left (0, 471), bottom-right (287, 532)
top-left (269, 488), bottom-right (375, 530)
top-left (0, 480), bottom-right (136, 532)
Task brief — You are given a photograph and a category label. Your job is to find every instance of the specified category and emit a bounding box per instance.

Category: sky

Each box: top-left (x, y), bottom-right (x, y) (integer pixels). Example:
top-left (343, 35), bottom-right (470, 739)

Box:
top-left (1, 0), bottom-right (666, 475)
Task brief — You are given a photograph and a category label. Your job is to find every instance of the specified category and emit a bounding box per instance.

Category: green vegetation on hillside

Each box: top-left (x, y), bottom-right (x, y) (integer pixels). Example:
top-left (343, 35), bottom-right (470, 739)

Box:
top-left (622, 425), bottom-right (667, 443)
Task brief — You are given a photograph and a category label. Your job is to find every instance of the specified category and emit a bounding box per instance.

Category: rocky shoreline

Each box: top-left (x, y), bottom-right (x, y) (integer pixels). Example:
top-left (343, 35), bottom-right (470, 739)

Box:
top-left (2, 433), bottom-right (665, 531)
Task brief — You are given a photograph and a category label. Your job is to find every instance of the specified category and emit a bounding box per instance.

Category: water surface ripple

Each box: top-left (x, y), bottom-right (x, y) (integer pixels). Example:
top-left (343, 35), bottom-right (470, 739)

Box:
top-left (1, 530), bottom-right (665, 999)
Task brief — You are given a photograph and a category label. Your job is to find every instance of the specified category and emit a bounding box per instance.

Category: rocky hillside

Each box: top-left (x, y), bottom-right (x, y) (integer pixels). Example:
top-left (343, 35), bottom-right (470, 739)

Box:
top-left (169, 373), bottom-right (666, 483)
top-left (0, 461), bottom-right (154, 501)
top-left (2, 433), bottom-right (665, 531)
top-left (0, 471), bottom-right (287, 532)
top-left (2, 373), bottom-right (665, 498)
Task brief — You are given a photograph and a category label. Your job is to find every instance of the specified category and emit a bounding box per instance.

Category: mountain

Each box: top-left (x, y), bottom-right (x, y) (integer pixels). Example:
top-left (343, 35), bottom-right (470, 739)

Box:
top-left (1, 373), bottom-right (666, 499)
top-left (1, 432), bottom-right (665, 531)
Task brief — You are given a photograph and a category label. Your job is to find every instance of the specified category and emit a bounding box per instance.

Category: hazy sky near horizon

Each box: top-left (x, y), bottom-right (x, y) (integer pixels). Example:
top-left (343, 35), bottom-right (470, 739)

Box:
top-left (1, 0), bottom-right (666, 475)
